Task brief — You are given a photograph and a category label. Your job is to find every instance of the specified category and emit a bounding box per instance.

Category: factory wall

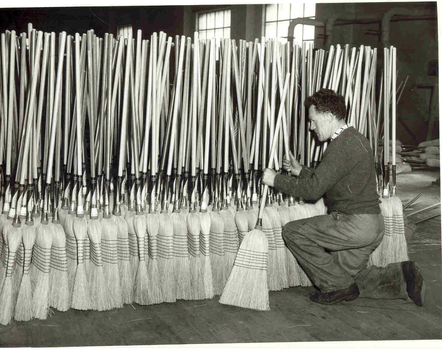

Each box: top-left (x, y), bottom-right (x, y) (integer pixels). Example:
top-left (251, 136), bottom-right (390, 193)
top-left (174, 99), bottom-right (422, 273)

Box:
top-left (315, 2), bottom-right (438, 144)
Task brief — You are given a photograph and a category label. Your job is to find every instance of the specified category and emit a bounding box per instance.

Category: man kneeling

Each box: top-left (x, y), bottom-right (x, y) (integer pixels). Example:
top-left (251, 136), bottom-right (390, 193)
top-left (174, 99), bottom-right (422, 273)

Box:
top-left (262, 89), bottom-right (425, 306)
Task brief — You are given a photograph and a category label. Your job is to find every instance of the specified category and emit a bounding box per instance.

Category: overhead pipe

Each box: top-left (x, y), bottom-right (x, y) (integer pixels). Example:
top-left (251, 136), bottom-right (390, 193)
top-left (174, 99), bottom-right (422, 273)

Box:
top-left (325, 14), bottom-right (379, 48)
top-left (287, 18), bottom-right (325, 47)
top-left (381, 7), bottom-right (435, 47)
top-left (323, 8), bottom-right (435, 49)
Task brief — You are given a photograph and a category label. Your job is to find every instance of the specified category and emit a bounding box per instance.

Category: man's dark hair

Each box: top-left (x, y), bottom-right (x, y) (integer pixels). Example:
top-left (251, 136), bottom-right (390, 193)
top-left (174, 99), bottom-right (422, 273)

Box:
top-left (304, 89), bottom-right (346, 120)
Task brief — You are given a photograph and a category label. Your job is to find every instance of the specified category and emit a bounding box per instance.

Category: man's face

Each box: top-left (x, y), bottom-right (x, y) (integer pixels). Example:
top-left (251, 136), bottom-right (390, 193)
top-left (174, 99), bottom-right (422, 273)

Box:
top-left (308, 105), bottom-right (331, 142)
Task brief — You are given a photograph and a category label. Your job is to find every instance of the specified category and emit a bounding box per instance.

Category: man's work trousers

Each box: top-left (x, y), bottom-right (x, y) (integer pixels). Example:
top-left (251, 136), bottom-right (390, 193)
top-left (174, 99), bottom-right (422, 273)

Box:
top-left (282, 212), bottom-right (408, 300)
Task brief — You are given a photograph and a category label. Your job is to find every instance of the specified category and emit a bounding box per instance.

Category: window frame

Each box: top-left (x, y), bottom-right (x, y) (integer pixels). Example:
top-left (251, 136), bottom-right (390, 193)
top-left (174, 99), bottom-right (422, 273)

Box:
top-left (263, 3), bottom-right (316, 43)
top-left (196, 8), bottom-right (232, 40)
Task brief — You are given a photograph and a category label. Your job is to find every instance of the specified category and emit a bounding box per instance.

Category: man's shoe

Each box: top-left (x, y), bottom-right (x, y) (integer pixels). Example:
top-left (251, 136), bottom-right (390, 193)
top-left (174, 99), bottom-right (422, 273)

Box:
top-left (309, 283), bottom-right (360, 305)
top-left (402, 261), bottom-right (425, 307)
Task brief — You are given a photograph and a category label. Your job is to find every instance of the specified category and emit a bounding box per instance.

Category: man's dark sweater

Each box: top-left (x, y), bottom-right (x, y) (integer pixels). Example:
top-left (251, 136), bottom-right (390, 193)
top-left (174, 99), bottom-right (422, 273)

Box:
top-left (274, 126), bottom-right (380, 215)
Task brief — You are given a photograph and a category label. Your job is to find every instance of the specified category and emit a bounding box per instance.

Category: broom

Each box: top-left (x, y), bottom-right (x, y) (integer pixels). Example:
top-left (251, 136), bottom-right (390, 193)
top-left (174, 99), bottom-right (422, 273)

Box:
top-left (389, 46), bottom-right (408, 264)
top-left (71, 32), bottom-right (91, 311)
top-left (100, 35), bottom-right (122, 309)
top-left (33, 31), bottom-right (67, 318)
top-left (168, 36), bottom-right (191, 301)
top-left (49, 44), bottom-right (70, 312)
top-left (219, 72), bottom-right (290, 310)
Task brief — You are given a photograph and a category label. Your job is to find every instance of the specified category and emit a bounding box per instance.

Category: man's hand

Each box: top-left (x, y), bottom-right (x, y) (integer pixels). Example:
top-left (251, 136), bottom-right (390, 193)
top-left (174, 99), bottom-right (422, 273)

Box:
top-left (262, 168), bottom-right (277, 187)
top-left (283, 151), bottom-right (302, 176)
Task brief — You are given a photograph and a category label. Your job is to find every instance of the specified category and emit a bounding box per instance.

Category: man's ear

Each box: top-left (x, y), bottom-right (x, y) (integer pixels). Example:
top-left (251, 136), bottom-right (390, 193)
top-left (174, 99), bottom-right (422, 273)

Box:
top-left (325, 112), bottom-right (335, 123)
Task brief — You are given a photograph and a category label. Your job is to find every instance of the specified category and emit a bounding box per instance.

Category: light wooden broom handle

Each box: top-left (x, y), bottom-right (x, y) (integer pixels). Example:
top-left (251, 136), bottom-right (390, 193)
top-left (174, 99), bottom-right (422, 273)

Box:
top-left (257, 73), bottom-right (290, 225)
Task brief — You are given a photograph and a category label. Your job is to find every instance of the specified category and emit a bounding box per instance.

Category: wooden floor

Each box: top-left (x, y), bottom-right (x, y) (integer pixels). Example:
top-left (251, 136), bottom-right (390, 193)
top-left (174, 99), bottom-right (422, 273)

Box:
top-left (0, 169), bottom-right (441, 347)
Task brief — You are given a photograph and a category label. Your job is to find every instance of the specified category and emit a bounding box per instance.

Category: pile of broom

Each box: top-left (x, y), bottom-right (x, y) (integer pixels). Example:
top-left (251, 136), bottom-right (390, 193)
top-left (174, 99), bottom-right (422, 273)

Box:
top-left (0, 23), bottom-right (408, 321)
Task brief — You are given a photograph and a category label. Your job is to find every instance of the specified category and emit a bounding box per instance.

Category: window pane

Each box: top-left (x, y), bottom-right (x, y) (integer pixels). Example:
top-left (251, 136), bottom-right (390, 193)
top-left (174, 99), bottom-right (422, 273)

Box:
top-left (223, 28), bottom-right (230, 39)
top-left (277, 20), bottom-right (290, 39)
top-left (207, 12), bottom-right (215, 29)
top-left (304, 3), bottom-right (316, 17)
top-left (224, 10), bottom-right (231, 26)
top-left (266, 4), bottom-right (277, 22)
top-left (199, 14), bottom-right (206, 30)
top-left (216, 11), bottom-right (223, 28)
top-left (215, 29), bottom-right (223, 39)
top-left (206, 29), bottom-right (215, 39)
top-left (279, 3), bottom-right (290, 21)
top-left (294, 24), bottom-right (303, 42)
top-left (290, 5), bottom-right (303, 19)
top-left (303, 25), bottom-right (315, 40)
top-left (266, 22), bottom-right (277, 38)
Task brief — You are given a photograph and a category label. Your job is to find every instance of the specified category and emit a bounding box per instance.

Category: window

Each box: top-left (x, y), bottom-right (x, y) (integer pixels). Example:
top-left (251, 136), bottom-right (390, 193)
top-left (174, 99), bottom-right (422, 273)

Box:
top-left (197, 9), bottom-right (231, 40)
top-left (117, 25), bottom-right (133, 40)
top-left (264, 3), bottom-right (315, 44)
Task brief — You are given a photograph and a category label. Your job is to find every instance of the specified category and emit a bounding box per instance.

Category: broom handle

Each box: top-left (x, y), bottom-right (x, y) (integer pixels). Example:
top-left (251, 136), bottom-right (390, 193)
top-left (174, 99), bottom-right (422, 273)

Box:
top-left (118, 35), bottom-right (132, 177)
top-left (257, 73), bottom-right (290, 222)
top-left (141, 39), bottom-right (153, 175)
top-left (392, 47), bottom-right (396, 168)
top-left (17, 32), bottom-right (43, 185)
top-left (203, 39), bottom-right (215, 175)
top-left (322, 45), bottom-right (334, 89)
top-left (275, 47), bottom-right (292, 157)
top-left (166, 35), bottom-right (186, 177)
top-left (6, 30), bottom-right (16, 177)
top-left (45, 32), bottom-right (67, 185)
top-left (231, 39), bottom-right (249, 171)
top-left (384, 48), bottom-right (389, 167)
top-left (191, 32), bottom-right (198, 178)
top-left (224, 39), bottom-right (232, 174)
top-left (177, 37), bottom-right (191, 176)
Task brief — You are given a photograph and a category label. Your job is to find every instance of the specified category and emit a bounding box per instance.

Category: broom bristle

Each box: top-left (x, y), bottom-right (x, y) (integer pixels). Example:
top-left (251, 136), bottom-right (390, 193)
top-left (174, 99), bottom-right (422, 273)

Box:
top-left (172, 211), bottom-right (192, 300)
top-left (158, 211), bottom-right (176, 302)
top-left (288, 203), bottom-right (313, 287)
top-left (220, 207), bottom-right (238, 284)
top-left (262, 208), bottom-right (280, 291)
top-left (12, 241), bottom-right (24, 307)
top-left (87, 218), bottom-right (113, 311)
top-left (235, 208), bottom-right (249, 247)
top-left (219, 228), bottom-right (269, 311)
top-left (14, 223), bottom-right (36, 322)
top-left (209, 209), bottom-right (225, 295)
top-left (63, 212), bottom-right (77, 293)
top-left (101, 216), bottom-right (123, 309)
top-left (146, 212), bottom-right (163, 305)
top-left (114, 214), bottom-right (133, 304)
top-left (125, 210), bottom-right (138, 285)
top-left (199, 211), bottom-right (214, 299)
top-left (71, 216), bottom-right (91, 310)
top-left (49, 222), bottom-right (70, 311)
top-left (267, 204), bottom-right (288, 289)
top-left (32, 223), bottom-right (53, 320)
top-left (0, 225), bottom-right (22, 325)
top-left (133, 213), bottom-right (150, 305)
top-left (278, 203), bottom-right (301, 287)
top-left (187, 211), bottom-right (205, 300)
top-left (390, 196), bottom-right (409, 262)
